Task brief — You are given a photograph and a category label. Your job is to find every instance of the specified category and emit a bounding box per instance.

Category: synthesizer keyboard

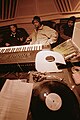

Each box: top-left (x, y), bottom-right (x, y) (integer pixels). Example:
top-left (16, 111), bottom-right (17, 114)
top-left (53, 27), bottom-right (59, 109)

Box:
top-left (0, 44), bottom-right (43, 64)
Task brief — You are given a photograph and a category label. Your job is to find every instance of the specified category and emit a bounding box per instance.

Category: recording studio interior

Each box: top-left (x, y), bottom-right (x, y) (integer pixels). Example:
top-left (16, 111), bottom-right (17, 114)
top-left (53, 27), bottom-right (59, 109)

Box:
top-left (0, 0), bottom-right (80, 120)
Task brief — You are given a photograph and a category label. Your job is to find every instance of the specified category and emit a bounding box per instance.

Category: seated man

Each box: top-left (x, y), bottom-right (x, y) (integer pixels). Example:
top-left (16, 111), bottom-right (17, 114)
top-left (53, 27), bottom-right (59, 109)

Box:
top-left (25, 16), bottom-right (58, 47)
top-left (3, 24), bottom-right (29, 46)
top-left (59, 16), bottom-right (76, 44)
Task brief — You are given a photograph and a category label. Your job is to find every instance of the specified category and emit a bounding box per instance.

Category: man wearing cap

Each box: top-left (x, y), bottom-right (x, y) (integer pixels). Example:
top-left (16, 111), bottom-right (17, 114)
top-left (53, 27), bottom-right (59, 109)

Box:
top-left (26, 16), bottom-right (58, 46)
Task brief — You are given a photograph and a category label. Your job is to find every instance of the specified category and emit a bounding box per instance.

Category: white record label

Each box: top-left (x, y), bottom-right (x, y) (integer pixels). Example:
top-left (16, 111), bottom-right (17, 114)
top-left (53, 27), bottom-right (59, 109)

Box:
top-left (45, 93), bottom-right (62, 111)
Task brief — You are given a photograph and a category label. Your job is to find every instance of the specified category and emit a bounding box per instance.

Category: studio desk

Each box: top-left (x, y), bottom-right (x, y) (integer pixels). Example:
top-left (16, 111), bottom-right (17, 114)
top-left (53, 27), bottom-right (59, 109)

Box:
top-left (0, 44), bottom-right (80, 120)
top-left (0, 44), bottom-right (80, 104)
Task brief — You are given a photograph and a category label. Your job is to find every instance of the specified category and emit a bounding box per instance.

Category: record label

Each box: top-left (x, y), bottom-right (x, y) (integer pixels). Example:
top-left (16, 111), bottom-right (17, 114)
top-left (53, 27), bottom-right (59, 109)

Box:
top-left (45, 93), bottom-right (62, 111)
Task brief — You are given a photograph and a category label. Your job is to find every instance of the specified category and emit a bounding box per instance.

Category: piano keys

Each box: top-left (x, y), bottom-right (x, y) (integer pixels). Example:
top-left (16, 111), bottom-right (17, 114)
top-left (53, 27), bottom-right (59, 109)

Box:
top-left (0, 44), bottom-right (43, 64)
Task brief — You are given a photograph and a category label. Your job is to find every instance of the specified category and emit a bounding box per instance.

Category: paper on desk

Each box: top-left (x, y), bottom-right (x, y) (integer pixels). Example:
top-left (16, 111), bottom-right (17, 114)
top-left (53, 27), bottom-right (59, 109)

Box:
top-left (0, 79), bottom-right (33, 120)
top-left (72, 72), bottom-right (80, 85)
top-left (53, 39), bottom-right (77, 57)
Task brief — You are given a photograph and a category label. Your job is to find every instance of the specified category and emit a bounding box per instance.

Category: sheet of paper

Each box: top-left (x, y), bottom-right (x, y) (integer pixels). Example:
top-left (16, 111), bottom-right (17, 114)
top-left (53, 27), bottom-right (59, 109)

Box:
top-left (72, 22), bottom-right (80, 51)
top-left (0, 80), bottom-right (33, 120)
top-left (53, 39), bottom-right (78, 58)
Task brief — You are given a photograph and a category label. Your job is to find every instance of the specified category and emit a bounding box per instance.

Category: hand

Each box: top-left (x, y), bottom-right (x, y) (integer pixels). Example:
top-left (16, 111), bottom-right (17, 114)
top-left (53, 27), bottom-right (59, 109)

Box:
top-left (26, 37), bottom-right (31, 41)
top-left (20, 37), bottom-right (23, 41)
top-left (5, 43), bottom-right (10, 47)
top-left (24, 37), bottom-right (31, 44)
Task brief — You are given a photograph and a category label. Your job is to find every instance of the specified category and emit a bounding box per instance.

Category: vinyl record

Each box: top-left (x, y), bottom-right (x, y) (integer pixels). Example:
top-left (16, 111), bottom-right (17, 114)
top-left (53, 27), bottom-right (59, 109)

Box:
top-left (30, 80), bottom-right (80, 120)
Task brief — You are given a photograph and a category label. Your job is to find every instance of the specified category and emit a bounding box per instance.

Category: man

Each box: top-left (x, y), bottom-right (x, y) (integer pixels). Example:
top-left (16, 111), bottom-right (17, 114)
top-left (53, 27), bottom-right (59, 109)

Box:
top-left (4, 24), bottom-right (29, 46)
top-left (58, 16), bottom-right (76, 44)
top-left (26, 16), bottom-right (58, 47)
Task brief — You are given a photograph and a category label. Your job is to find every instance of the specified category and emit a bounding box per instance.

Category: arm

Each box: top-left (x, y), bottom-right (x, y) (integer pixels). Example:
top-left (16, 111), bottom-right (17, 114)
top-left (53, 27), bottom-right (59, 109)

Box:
top-left (17, 28), bottom-right (29, 43)
top-left (3, 32), bottom-right (11, 46)
top-left (45, 26), bottom-right (58, 44)
top-left (24, 34), bottom-right (32, 44)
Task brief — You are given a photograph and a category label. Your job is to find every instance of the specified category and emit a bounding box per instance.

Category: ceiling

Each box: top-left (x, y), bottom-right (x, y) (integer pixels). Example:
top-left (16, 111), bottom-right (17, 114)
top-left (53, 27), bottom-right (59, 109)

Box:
top-left (0, 0), bottom-right (80, 26)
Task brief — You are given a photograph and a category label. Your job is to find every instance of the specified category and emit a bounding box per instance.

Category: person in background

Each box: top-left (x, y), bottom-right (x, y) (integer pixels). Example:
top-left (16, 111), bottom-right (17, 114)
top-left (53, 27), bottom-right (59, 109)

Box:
top-left (25, 16), bottom-right (58, 47)
top-left (3, 24), bottom-right (29, 46)
top-left (58, 16), bottom-right (76, 44)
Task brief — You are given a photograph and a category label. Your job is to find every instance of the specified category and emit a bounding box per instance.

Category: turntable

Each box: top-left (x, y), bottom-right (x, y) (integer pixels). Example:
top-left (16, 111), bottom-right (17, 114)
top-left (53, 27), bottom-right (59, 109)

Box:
top-left (30, 80), bottom-right (80, 120)
top-left (28, 50), bottom-right (80, 120)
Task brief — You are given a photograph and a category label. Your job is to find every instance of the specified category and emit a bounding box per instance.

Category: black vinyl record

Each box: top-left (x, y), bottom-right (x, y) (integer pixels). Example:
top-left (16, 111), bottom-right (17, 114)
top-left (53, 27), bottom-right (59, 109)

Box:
top-left (30, 80), bottom-right (80, 120)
